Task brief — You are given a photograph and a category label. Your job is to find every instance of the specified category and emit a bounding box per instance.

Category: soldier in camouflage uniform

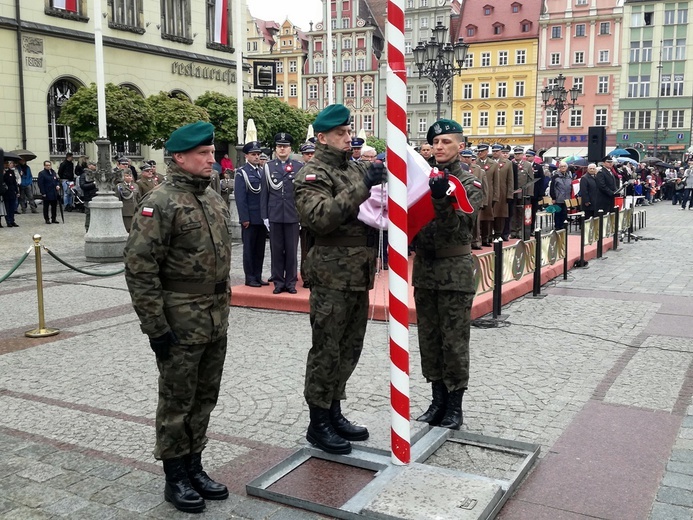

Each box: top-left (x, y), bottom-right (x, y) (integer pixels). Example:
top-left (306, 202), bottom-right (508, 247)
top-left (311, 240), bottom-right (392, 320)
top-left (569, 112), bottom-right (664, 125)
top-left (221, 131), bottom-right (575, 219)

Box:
top-left (294, 104), bottom-right (385, 455)
top-left (414, 119), bottom-right (483, 430)
top-left (123, 121), bottom-right (231, 514)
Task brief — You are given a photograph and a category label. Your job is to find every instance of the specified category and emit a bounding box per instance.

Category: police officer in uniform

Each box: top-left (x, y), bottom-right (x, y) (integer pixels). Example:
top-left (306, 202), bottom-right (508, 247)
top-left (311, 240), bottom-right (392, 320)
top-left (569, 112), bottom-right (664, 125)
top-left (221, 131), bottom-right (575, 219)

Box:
top-left (262, 133), bottom-right (303, 294)
top-left (414, 120), bottom-right (483, 430)
top-left (350, 137), bottom-right (365, 161)
top-left (294, 104), bottom-right (385, 454)
top-left (123, 121), bottom-right (231, 514)
top-left (235, 141), bottom-right (269, 287)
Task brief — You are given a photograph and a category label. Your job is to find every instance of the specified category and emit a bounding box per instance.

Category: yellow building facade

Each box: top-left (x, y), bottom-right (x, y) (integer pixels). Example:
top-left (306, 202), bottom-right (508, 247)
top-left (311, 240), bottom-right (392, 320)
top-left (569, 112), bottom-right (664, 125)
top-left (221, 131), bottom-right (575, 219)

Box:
top-left (452, 38), bottom-right (539, 147)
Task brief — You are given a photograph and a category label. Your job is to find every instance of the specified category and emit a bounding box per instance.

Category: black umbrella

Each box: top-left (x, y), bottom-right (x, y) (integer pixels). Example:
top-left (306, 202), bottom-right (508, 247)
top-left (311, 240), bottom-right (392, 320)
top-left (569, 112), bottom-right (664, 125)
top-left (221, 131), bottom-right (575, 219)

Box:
top-left (11, 149), bottom-right (37, 161)
top-left (654, 161), bottom-right (674, 169)
top-left (2, 151), bottom-right (22, 162)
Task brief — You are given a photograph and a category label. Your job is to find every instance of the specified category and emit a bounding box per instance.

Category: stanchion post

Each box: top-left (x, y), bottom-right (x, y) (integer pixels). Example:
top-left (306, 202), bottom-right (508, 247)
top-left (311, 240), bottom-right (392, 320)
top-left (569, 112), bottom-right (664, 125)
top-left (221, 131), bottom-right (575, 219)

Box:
top-left (25, 234), bottom-right (60, 338)
top-left (613, 206), bottom-right (620, 251)
top-left (533, 228), bottom-right (542, 296)
top-left (597, 210), bottom-right (604, 259)
top-left (492, 240), bottom-right (503, 318)
top-left (577, 215), bottom-right (587, 267)
top-left (563, 229), bottom-right (568, 280)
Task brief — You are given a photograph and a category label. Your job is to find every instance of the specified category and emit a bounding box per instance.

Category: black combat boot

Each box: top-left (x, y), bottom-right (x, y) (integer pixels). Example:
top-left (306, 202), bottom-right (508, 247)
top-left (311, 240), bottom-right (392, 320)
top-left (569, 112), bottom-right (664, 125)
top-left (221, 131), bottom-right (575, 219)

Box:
top-left (162, 458), bottom-right (205, 513)
top-left (185, 452), bottom-right (229, 500)
top-left (329, 401), bottom-right (369, 441)
top-left (306, 405), bottom-right (352, 454)
top-left (416, 381), bottom-right (448, 426)
top-left (439, 389), bottom-right (464, 430)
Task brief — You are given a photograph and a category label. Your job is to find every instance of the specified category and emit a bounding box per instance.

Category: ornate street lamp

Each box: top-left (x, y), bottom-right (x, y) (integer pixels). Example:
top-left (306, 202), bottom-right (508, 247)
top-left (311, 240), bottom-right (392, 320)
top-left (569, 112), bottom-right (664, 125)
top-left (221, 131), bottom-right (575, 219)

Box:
top-left (413, 22), bottom-right (469, 120)
top-left (541, 73), bottom-right (581, 159)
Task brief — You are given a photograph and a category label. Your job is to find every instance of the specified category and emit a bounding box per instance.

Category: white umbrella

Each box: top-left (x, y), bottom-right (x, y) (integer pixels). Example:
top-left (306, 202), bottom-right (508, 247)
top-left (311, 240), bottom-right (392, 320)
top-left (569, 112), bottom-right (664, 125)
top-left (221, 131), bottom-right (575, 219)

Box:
top-left (357, 128), bottom-right (367, 140)
top-left (306, 124), bottom-right (315, 142)
top-left (245, 118), bottom-right (258, 143)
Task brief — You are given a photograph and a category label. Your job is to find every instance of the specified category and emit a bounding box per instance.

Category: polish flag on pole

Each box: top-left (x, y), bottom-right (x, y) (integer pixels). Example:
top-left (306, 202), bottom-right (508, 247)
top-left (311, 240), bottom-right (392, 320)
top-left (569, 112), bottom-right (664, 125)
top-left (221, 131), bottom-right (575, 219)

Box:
top-left (214, 0), bottom-right (229, 45)
top-left (53, 0), bottom-right (78, 12)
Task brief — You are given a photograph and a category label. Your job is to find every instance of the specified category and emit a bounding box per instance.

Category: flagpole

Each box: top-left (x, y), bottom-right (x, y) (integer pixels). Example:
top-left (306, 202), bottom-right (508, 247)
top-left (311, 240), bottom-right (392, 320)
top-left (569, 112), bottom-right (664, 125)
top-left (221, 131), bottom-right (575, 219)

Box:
top-left (386, 0), bottom-right (410, 465)
top-left (234, 0), bottom-right (244, 144)
top-left (325, 0), bottom-right (334, 105)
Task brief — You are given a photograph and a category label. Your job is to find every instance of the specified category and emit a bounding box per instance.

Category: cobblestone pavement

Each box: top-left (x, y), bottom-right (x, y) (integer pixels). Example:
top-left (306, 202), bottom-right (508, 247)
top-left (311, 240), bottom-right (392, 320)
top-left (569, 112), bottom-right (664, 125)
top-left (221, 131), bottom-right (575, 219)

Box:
top-left (0, 201), bottom-right (691, 518)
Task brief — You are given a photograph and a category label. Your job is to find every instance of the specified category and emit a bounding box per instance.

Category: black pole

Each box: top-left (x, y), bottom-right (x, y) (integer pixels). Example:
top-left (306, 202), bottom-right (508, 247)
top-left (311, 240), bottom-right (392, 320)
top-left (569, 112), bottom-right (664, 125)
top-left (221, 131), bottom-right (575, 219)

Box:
top-left (493, 239), bottom-right (503, 318)
top-left (533, 229), bottom-right (542, 296)
top-left (597, 210), bottom-right (604, 259)
top-left (613, 206), bottom-right (620, 251)
top-left (563, 230), bottom-right (568, 280)
top-left (576, 214), bottom-right (587, 267)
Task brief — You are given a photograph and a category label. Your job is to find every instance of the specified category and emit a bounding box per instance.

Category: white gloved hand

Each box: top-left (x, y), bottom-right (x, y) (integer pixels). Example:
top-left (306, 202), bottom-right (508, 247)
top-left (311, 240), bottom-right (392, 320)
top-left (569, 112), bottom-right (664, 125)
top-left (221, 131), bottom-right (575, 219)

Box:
top-left (263, 218), bottom-right (270, 231)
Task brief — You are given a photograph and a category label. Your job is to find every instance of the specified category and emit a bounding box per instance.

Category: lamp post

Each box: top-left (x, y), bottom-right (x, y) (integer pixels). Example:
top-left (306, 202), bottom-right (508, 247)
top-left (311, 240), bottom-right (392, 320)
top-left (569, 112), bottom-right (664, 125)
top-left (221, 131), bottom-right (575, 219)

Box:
top-left (541, 73), bottom-right (581, 160)
top-left (653, 54), bottom-right (664, 158)
top-left (413, 22), bottom-right (469, 120)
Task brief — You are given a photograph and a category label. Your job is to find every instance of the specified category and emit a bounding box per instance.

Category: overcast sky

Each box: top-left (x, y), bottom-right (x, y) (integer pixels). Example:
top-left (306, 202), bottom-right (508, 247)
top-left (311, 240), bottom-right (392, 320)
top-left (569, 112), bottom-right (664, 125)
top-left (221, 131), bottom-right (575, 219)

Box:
top-left (247, 0), bottom-right (324, 32)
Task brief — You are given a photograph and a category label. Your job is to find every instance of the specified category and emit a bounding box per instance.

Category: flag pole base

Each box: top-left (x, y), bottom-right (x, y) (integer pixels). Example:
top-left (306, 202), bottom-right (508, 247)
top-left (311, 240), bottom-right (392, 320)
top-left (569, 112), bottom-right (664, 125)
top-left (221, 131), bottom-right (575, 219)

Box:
top-left (25, 327), bottom-right (60, 338)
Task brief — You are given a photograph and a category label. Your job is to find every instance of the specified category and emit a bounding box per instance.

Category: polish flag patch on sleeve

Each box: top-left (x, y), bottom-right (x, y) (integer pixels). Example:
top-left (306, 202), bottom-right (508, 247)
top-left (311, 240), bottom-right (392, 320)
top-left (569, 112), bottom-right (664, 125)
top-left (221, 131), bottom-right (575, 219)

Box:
top-left (305, 173), bottom-right (317, 181)
top-left (473, 180), bottom-right (482, 189)
top-left (141, 207), bottom-right (154, 217)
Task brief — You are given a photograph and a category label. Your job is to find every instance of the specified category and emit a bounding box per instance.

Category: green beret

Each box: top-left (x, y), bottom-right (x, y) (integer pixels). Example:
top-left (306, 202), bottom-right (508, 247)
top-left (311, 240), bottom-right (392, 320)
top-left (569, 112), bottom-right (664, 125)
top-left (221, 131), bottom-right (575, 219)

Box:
top-left (165, 121), bottom-right (215, 153)
top-left (426, 119), bottom-right (464, 145)
top-left (313, 104), bottom-right (351, 133)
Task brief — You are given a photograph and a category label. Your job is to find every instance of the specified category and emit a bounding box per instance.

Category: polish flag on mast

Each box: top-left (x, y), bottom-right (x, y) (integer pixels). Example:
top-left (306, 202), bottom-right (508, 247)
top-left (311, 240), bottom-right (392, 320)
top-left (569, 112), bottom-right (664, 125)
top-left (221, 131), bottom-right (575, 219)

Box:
top-left (53, 0), bottom-right (78, 12)
top-left (214, 0), bottom-right (229, 45)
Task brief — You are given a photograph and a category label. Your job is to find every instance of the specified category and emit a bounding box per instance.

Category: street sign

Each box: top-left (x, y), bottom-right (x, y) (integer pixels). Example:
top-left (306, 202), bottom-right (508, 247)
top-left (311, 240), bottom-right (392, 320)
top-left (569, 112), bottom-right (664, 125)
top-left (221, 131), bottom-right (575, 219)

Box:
top-left (678, 133), bottom-right (684, 140)
top-left (622, 133), bottom-right (629, 140)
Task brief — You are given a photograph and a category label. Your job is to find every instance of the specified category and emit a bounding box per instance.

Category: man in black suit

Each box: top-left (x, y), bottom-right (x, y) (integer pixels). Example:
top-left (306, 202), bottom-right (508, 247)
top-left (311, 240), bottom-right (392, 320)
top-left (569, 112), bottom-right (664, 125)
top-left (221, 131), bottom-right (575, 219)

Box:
top-left (580, 163), bottom-right (599, 219)
top-left (596, 156), bottom-right (618, 214)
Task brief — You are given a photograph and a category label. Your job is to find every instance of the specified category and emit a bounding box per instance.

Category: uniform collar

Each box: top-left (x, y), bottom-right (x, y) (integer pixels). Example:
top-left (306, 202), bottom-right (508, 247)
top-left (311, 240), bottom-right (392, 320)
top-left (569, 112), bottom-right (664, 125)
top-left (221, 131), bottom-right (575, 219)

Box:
top-left (167, 163), bottom-right (211, 194)
top-left (314, 142), bottom-right (352, 168)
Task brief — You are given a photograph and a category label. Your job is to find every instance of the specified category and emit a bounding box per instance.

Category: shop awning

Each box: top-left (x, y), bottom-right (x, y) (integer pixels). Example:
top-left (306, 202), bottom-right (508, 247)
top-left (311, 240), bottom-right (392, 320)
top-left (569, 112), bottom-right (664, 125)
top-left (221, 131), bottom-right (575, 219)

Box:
top-left (542, 146), bottom-right (588, 158)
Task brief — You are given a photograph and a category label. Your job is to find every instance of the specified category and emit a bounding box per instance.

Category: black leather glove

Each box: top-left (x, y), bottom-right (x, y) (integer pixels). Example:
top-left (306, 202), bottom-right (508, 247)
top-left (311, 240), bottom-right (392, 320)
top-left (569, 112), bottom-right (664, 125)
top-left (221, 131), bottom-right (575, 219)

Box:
top-left (364, 161), bottom-right (385, 189)
top-left (149, 330), bottom-right (178, 361)
top-left (429, 169), bottom-right (450, 199)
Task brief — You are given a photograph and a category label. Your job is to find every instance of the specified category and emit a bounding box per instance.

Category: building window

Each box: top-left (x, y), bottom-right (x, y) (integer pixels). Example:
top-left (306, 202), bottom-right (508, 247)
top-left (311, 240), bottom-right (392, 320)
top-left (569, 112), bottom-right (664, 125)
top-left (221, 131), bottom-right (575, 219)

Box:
top-left (496, 111), bottom-right (506, 127)
top-left (276, 62), bottom-right (284, 73)
top-left (479, 111), bottom-right (489, 127)
top-left (672, 110), bottom-right (685, 128)
top-left (467, 26), bottom-right (476, 37)
top-left (512, 3), bottom-right (520, 13)
top-left (463, 84), bottom-right (472, 99)
top-left (342, 18), bottom-right (350, 28)
top-left (343, 0), bottom-right (350, 9)
top-left (493, 23), bottom-right (503, 35)
top-left (47, 0), bottom-right (87, 19)
top-left (480, 83), bottom-right (490, 98)
top-left (405, 18), bottom-right (412, 29)
top-left (498, 51), bottom-right (508, 66)
top-left (289, 84), bottom-right (297, 97)
top-left (407, 117), bottom-right (411, 134)
top-left (344, 38), bottom-right (352, 49)
top-left (111, 0), bottom-right (144, 33)
top-left (357, 37), bottom-right (365, 48)
top-left (569, 108), bottom-right (582, 127)
top-left (356, 58), bottom-right (365, 71)
top-left (550, 53), bottom-right (561, 65)
top-left (331, 19), bottom-right (337, 29)
top-left (289, 60), bottom-right (297, 72)
top-left (575, 24), bottom-right (586, 37)
top-left (363, 82), bottom-right (373, 97)
top-left (363, 114), bottom-right (373, 131)
top-left (462, 112), bottom-right (472, 127)
top-left (598, 50), bottom-right (609, 63)
top-left (642, 40), bottom-right (653, 62)
top-left (623, 111), bottom-right (636, 130)
top-left (161, 0), bottom-right (191, 42)
top-left (420, 0), bottom-right (428, 6)
top-left (637, 110), bottom-right (651, 129)
top-left (576, 0), bottom-right (587, 4)
top-left (676, 39), bottom-right (686, 60)
top-left (595, 108), bottom-right (607, 126)
top-left (481, 52), bottom-right (491, 66)
top-left (572, 77), bottom-right (583, 94)
top-left (551, 26), bottom-right (562, 38)
top-left (574, 51), bottom-right (585, 64)
top-left (421, 17), bottom-right (429, 28)
top-left (599, 22), bottom-right (610, 35)
top-left (679, 8), bottom-right (688, 24)
top-left (515, 81), bottom-right (525, 97)
top-left (315, 61), bottom-right (323, 73)
top-left (658, 111), bottom-right (669, 129)
top-left (252, 41), bottom-right (257, 51)
top-left (514, 110), bottom-right (524, 126)
top-left (497, 82), bottom-right (507, 98)
top-left (629, 41), bottom-right (640, 62)
top-left (665, 8), bottom-right (676, 25)
top-left (631, 11), bottom-right (654, 27)
top-left (521, 21), bottom-right (531, 32)
top-left (314, 40), bottom-right (323, 51)
top-left (47, 78), bottom-right (86, 156)
top-left (277, 84), bottom-right (284, 97)
top-left (346, 83), bottom-right (355, 98)
top-left (663, 39), bottom-right (674, 61)
top-left (464, 53), bottom-right (474, 68)
top-left (343, 59), bottom-right (351, 72)
top-left (405, 41), bottom-right (412, 54)
top-left (407, 88), bottom-right (412, 104)
top-left (598, 76), bottom-right (609, 94)
top-left (661, 74), bottom-right (672, 96)
top-left (308, 84), bottom-right (318, 99)
top-left (419, 87), bottom-right (428, 103)
top-left (515, 49), bottom-right (526, 64)
top-left (674, 74), bottom-right (684, 96)
top-left (545, 109), bottom-right (557, 128)
top-left (418, 118), bottom-right (427, 133)
top-left (484, 6), bottom-right (491, 15)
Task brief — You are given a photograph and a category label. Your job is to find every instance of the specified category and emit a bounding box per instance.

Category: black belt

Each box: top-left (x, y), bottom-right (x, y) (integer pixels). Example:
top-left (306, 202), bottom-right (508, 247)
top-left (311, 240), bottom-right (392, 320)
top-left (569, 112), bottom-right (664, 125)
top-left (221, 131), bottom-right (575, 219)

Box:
top-left (314, 236), bottom-right (375, 247)
top-left (416, 244), bottom-right (472, 259)
top-left (161, 279), bottom-right (229, 294)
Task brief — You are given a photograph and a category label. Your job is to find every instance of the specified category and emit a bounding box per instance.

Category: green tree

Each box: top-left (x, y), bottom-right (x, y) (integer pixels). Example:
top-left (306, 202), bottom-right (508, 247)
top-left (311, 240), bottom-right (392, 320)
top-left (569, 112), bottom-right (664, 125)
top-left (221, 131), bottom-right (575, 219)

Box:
top-left (194, 91), bottom-right (239, 143)
top-left (57, 83), bottom-right (154, 144)
top-left (147, 92), bottom-right (210, 149)
top-left (366, 136), bottom-right (387, 153)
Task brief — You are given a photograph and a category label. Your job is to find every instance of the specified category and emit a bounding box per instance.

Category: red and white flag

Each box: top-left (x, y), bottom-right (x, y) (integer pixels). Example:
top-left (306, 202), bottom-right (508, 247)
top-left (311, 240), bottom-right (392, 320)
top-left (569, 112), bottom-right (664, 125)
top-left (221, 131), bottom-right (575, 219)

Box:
top-left (53, 0), bottom-right (77, 12)
top-left (214, 0), bottom-right (229, 45)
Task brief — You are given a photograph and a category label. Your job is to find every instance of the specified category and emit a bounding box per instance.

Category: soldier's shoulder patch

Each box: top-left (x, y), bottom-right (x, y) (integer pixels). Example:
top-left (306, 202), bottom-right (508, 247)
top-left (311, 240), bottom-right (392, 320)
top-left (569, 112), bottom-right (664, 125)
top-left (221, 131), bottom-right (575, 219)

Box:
top-left (473, 180), bottom-right (482, 189)
top-left (305, 173), bottom-right (317, 181)
top-left (141, 207), bottom-right (154, 217)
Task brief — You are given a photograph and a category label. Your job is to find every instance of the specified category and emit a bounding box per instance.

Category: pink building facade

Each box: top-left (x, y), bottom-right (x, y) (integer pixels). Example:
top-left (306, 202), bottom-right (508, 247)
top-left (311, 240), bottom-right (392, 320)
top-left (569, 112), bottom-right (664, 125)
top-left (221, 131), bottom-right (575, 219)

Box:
top-left (535, 0), bottom-right (624, 157)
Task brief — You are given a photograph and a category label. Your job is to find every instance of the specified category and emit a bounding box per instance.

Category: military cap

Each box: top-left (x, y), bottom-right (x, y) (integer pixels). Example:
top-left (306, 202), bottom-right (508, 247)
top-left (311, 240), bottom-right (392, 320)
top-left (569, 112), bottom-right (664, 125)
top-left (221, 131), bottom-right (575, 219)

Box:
top-left (165, 121), bottom-right (215, 153)
top-left (147, 159), bottom-right (157, 165)
top-left (602, 155), bottom-right (614, 162)
top-left (513, 146), bottom-right (525, 153)
top-left (476, 143), bottom-right (490, 152)
top-left (140, 163), bottom-right (153, 172)
top-left (351, 137), bottom-right (365, 149)
top-left (299, 142), bottom-right (316, 153)
top-left (426, 119), bottom-right (464, 145)
top-left (376, 152), bottom-right (386, 161)
top-left (524, 149), bottom-right (536, 156)
top-left (313, 104), bottom-right (351, 133)
top-left (491, 144), bottom-right (503, 152)
top-left (242, 141), bottom-right (262, 154)
top-left (274, 132), bottom-right (293, 145)
top-left (259, 153), bottom-right (269, 160)
top-left (460, 149), bottom-right (474, 157)
top-left (307, 136), bottom-right (316, 143)
top-left (117, 157), bottom-right (129, 165)
top-left (502, 145), bottom-right (512, 152)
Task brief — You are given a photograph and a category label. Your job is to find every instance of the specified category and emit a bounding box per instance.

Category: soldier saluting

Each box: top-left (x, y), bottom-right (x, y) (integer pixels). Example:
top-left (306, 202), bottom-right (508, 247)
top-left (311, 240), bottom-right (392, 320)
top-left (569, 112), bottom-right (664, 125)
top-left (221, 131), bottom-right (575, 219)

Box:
top-left (123, 121), bottom-right (231, 514)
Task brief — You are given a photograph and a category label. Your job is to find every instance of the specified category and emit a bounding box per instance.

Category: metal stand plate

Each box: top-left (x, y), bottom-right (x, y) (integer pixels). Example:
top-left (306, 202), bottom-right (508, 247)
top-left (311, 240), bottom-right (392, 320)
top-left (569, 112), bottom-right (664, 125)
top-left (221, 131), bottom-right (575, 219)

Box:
top-left (246, 428), bottom-right (540, 520)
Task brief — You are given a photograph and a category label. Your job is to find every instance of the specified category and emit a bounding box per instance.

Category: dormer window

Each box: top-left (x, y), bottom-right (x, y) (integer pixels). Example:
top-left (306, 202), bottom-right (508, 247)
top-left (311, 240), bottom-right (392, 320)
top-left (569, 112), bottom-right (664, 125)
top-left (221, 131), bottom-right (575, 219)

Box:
top-left (521, 19), bottom-right (532, 32)
top-left (511, 2), bottom-right (522, 13)
top-left (466, 24), bottom-right (477, 37)
top-left (483, 4), bottom-right (493, 15)
top-left (493, 22), bottom-right (504, 35)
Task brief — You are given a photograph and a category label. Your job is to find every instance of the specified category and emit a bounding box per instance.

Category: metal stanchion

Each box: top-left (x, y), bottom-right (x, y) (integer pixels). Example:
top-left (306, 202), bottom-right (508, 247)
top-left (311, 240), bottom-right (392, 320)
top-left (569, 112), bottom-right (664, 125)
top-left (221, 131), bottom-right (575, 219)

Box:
top-left (532, 228), bottom-right (542, 297)
top-left (492, 239), bottom-right (503, 319)
top-left (26, 234), bottom-right (60, 338)
top-left (563, 229), bottom-right (568, 280)
top-left (597, 210), bottom-right (604, 259)
top-left (613, 206), bottom-right (620, 251)
top-left (575, 215), bottom-right (588, 268)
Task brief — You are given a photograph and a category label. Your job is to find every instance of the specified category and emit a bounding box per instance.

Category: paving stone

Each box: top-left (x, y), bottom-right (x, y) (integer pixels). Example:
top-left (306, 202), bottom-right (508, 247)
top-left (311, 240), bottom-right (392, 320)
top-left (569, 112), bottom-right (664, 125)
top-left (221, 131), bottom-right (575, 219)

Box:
top-left (66, 476), bottom-right (113, 498)
top-left (44, 470), bottom-right (87, 490)
top-left (40, 451), bottom-right (107, 473)
top-left (682, 416), bottom-right (693, 429)
top-left (62, 501), bottom-right (124, 520)
top-left (87, 463), bottom-right (132, 481)
top-left (662, 472), bottom-right (693, 492)
top-left (6, 481), bottom-right (69, 509)
top-left (40, 494), bottom-right (91, 516)
top-left (650, 502), bottom-right (692, 520)
top-left (269, 506), bottom-right (331, 520)
top-left (671, 449), bottom-right (693, 464)
top-left (90, 484), bottom-right (138, 506)
top-left (1, 506), bottom-right (53, 519)
top-left (668, 462), bottom-right (693, 477)
top-left (113, 468), bottom-right (157, 489)
top-left (13, 444), bottom-right (59, 460)
top-left (657, 486), bottom-right (693, 508)
top-left (231, 497), bottom-right (283, 519)
top-left (16, 461), bottom-right (65, 482)
top-left (113, 490), bottom-right (163, 513)
top-left (0, 498), bottom-right (16, 514)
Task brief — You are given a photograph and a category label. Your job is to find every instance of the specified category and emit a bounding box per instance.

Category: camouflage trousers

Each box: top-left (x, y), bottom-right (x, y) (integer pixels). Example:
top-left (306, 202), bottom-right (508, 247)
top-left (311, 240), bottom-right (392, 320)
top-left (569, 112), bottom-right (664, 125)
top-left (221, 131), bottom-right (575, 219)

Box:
top-left (414, 288), bottom-right (474, 392)
top-left (154, 337), bottom-right (227, 460)
top-left (304, 286), bottom-right (369, 409)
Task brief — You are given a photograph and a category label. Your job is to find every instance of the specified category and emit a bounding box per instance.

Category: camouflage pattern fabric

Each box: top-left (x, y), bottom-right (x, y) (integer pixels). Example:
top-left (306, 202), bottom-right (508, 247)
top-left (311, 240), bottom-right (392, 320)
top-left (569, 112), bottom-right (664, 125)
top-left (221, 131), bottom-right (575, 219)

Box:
top-left (154, 337), bottom-right (227, 460)
top-left (124, 161), bottom-right (232, 344)
top-left (304, 286), bottom-right (368, 408)
top-left (294, 142), bottom-right (376, 291)
top-left (414, 289), bottom-right (474, 391)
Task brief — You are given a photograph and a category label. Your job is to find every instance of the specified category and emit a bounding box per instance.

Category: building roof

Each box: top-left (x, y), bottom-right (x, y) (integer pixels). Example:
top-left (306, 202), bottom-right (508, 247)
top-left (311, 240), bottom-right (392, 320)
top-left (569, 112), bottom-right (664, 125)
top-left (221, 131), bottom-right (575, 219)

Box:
top-left (457, 0), bottom-right (542, 41)
top-left (254, 18), bottom-right (281, 47)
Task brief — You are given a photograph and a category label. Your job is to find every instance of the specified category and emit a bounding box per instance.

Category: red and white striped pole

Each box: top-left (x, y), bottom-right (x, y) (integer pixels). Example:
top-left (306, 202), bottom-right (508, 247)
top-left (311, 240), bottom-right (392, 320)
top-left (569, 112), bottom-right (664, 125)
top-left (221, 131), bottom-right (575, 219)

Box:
top-left (386, 0), bottom-right (410, 465)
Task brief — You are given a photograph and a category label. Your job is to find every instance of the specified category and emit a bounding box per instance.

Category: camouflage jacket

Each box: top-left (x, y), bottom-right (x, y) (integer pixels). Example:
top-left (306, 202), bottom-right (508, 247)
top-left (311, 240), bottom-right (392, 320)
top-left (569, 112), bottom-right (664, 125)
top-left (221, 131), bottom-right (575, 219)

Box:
top-left (123, 163), bottom-right (232, 344)
top-left (294, 142), bottom-right (376, 291)
top-left (412, 158), bottom-right (483, 292)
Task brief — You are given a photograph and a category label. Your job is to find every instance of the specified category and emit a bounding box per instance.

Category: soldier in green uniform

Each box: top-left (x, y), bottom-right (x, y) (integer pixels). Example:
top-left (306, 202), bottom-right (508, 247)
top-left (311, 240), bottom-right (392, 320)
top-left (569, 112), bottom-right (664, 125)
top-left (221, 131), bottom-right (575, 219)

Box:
top-left (414, 120), bottom-right (483, 430)
top-left (123, 121), bottom-right (231, 514)
top-left (294, 104), bottom-right (384, 454)
top-left (136, 163), bottom-right (158, 197)
top-left (116, 170), bottom-right (140, 232)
